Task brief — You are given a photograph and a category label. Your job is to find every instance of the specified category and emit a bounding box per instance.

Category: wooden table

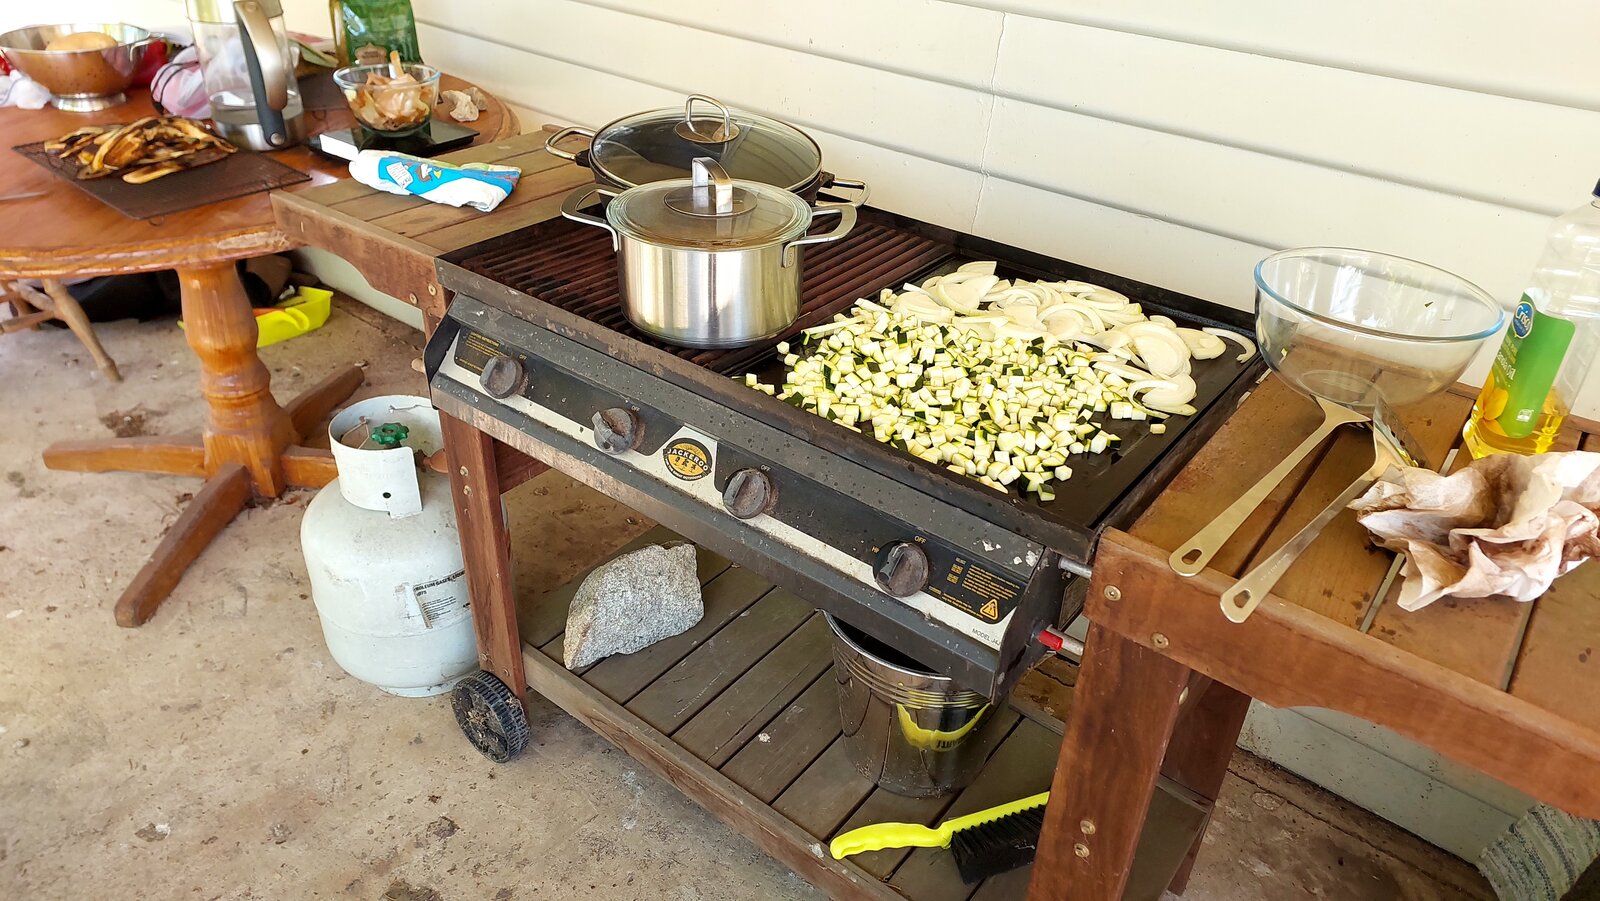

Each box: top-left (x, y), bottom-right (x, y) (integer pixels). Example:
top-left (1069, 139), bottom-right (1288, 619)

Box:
top-left (1029, 379), bottom-right (1600, 899)
top-left (3, 77), bottom-right (514, 627)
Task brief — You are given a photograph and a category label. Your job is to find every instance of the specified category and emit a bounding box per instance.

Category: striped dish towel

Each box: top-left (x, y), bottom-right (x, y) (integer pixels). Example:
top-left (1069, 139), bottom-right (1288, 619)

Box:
top-left (1480, 805), bottom-right (1600, 900)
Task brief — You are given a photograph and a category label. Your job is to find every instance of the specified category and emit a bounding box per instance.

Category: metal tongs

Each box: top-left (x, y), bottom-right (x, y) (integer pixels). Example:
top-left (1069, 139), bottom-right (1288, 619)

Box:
top-left (1217, 401), bottom-right (1426, 623)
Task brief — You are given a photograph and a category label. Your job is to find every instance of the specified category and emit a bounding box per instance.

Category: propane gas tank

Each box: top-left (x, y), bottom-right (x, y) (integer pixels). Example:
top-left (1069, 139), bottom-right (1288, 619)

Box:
top-left (301, 396), bottom-right (478, 697)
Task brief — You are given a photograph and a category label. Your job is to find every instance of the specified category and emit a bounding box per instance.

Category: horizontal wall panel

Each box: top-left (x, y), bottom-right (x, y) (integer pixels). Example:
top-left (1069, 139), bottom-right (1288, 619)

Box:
top-left (982, 0), bottom-right (1600, 110)
top-left (572, 0), bottom-right (1005, 90)
top-left (993, 16), bottom-right (1600, 217)
top-left (971, 177), bottom-right (1270, 313)
top-left (417, 23), bottom-right (985, 232)
top-left (413, 0), bottom-right (994, 170)
top-left (982, 96), bottom-right (1550, 304)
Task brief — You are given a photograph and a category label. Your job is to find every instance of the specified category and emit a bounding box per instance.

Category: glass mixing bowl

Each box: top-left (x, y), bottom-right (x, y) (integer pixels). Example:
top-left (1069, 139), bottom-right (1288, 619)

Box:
top-left (334, 63), bottom-right (440, 136)
top-left (1255, 248), bottom-right (1505, 410)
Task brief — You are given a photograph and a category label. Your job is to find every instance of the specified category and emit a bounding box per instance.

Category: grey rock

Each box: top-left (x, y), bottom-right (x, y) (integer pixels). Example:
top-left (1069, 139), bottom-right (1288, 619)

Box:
top-left (564, 544), bottom-right (703, 669)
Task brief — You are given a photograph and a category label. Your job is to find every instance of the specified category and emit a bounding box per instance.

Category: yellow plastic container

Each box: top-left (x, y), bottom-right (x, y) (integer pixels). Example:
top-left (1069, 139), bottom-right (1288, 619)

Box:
top-left (179, 287), bottom-right (333, 348)
top-left (255, 287), bottom-right (332, 348)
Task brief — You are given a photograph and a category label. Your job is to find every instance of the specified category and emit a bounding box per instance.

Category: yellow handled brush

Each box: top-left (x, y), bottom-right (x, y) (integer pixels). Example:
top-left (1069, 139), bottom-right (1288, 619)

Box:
top-left (830, 791), bottom-right (1051, 884)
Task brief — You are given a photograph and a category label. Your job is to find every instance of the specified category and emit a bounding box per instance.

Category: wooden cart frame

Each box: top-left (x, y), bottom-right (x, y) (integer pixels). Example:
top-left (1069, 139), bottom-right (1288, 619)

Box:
top-left (277, 131), bottom-right (1600, 900)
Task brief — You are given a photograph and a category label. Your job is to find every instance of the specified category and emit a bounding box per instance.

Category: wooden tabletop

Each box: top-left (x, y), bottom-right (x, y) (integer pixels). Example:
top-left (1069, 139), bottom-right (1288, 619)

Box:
top-left (273, 127), bottom-right (592, 323)
top-left (0, 74), bottom-right (516, 281)
top-left (1089, 377), bottom-right (1600, 817)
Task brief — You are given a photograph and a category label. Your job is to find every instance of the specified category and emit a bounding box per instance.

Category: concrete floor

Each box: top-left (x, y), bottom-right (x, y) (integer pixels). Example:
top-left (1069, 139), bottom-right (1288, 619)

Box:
top-left (0, 302), bottom-right (1492, 900)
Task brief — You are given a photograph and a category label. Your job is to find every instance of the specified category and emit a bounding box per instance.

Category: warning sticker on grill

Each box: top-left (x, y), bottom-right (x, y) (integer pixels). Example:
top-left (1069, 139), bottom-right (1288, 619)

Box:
top-left (454, 330), bottom-right (504, 375)
top-left (919, 539), bottom-right (1028, 625)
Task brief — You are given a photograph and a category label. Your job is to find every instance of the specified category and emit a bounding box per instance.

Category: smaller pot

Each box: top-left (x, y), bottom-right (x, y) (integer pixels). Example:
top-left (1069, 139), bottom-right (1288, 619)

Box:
top-left (561, 157), bottom-right (857, 349)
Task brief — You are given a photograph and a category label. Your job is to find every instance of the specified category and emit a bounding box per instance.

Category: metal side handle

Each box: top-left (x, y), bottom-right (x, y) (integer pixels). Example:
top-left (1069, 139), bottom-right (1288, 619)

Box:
top-left (545, 125), bottom-right (595, 161)
top-left (783, 203), bottom-right (857, 267)
top-left (820, 175), bottom-right (870, 208)
top-left (1169, 396), bottom-right (1367, 576)
top-left (560, 185), bottom-right (619, 251)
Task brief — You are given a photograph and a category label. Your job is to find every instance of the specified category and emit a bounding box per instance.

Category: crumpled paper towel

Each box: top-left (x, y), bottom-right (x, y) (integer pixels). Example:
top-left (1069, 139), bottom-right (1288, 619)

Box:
top-left (564, 544), bottom-right (703, 669)
top-left (1349, 451), bottom-right (1600, 610)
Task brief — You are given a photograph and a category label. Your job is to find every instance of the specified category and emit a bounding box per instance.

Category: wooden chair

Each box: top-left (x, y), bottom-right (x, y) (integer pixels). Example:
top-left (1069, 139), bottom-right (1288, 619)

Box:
top-left (2, 279), bottom-right (121, 381)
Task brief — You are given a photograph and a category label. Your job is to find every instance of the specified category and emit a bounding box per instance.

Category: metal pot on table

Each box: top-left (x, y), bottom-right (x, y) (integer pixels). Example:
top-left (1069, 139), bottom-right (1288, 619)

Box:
top-left (561, 157), bottom-right (857, 349)
top-left (546, 93), bottom-right (869, 206)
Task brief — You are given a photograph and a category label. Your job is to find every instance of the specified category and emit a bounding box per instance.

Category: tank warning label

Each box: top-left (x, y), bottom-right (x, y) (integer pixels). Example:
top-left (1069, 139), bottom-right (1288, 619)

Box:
top-left (912, 534), bottom-right (1029, 625)
top-left (663, 438), bottom-right (712, 481)
top-left (404, 570), bottom-right (469, 627)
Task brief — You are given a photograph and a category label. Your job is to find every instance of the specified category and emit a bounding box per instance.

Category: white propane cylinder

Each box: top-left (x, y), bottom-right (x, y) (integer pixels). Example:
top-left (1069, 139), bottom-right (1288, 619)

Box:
top-left (301, 395), bottom-right (478, 697)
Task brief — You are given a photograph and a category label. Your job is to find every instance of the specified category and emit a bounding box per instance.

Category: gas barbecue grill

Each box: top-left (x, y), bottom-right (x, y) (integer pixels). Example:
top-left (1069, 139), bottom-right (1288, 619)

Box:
top-left (425, 207), bottom-right (1261, 700)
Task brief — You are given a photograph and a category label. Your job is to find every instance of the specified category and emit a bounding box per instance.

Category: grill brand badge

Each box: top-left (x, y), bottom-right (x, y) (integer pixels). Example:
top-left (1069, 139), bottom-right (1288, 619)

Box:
top-left (663, 438), bottom-right (712, 481)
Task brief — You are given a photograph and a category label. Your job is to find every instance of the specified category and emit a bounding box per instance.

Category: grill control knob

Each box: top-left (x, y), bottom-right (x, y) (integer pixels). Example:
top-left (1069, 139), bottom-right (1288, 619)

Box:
top-left (874, 541), bottom-right (931, 598)
top-left (479, 354), bottom-right (526, 399)
top-left (722, 469), bottom-right (776, 520)
top-left (592, 407), bottom-right (643, 455)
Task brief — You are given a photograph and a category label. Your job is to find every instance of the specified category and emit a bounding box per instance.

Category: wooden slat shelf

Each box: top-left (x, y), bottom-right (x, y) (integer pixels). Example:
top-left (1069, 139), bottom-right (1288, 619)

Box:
top-left (517, 526), bottom-right (1204, 900)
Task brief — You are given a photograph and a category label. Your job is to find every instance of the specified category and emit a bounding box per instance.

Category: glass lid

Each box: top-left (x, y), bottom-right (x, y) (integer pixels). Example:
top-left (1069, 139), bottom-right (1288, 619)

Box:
top-left (590, 94), bottom-right (823, 191)
top-left (608, 158), bottom-right (811, 249)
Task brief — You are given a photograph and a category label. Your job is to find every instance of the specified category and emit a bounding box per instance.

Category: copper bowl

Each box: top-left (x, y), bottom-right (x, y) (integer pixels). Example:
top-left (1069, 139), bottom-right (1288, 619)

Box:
top-left (0, 23), bottom-right (157, 112)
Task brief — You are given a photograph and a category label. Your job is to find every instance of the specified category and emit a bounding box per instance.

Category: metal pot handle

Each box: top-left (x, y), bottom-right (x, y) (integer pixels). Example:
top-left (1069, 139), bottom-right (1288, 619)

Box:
top-left (820, 175), bottom-right (870, 208)
top-left (691, 157), bottom-right (734, 215)
top-left (545, 125), bottom-right (596, 161)
top-left (784, 203), bottom-right (857, 267)
top-left (560, 185), bottom-right (620, 251)
top-left (678, 94), bottom-right (740, 143)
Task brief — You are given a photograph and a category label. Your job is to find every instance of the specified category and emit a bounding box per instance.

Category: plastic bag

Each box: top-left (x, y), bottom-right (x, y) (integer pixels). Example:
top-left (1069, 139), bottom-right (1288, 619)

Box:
top-left (334, 0), bottom-right (423, 66)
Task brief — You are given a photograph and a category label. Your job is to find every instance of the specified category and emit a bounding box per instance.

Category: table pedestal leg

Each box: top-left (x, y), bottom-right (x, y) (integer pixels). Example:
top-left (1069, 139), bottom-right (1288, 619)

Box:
top-left (42, 262), bottom-right (364, 627)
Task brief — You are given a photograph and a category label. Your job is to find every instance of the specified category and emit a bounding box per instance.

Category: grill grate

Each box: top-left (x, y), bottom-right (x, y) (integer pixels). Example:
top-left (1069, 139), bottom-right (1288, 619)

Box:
top-left (453, 216), bottom-right (953, 375)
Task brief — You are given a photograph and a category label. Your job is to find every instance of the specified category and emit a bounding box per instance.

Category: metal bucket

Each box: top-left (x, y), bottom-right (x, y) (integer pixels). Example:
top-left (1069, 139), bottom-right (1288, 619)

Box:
top-left (826, 614), bottom-right (1009, 798)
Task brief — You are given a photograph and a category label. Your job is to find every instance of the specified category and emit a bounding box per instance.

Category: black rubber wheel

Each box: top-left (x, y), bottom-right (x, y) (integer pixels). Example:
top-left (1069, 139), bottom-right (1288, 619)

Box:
top-left (451, 671), bottom-right (530, 763)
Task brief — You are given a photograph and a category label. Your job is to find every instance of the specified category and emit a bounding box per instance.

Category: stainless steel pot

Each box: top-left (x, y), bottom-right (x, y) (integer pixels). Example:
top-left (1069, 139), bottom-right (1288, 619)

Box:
top-left (561, 157), bottom-right (857, 349)
top-left (546, 94), bottom-right (869, 206)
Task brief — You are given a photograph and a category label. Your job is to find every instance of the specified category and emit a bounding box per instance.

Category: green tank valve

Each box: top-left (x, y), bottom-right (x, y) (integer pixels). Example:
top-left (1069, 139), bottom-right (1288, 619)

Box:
top-left (371, 422), bottom-right (410, 448)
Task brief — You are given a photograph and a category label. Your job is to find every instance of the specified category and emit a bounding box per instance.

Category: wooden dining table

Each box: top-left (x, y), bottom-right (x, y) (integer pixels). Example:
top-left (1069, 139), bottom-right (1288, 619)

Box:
top-left (2, 74), bottom-right (516, 628)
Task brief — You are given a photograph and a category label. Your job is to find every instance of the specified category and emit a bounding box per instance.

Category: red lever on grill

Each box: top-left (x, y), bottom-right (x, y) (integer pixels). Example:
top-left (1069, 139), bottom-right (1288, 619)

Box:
top-left (1035, 627), bottom-right (1083, 658)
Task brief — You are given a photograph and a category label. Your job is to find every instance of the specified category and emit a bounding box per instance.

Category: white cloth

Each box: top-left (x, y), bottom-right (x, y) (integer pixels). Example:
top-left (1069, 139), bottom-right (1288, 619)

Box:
top-left (1350, 451), bottom-right (1600, 609)
top-left (348, 150), bottom-right (519, 212)
top-left (0, 71), bottom-right (50, 110)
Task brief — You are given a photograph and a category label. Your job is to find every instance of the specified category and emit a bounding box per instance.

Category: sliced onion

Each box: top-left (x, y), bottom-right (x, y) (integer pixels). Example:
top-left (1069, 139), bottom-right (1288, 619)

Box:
top-left (1204, 327), bottom-right (1257, 362)
top-left (957, 260), bottom-right (997, 276)
top-left (1177, 327), bottom-right (1227, 360)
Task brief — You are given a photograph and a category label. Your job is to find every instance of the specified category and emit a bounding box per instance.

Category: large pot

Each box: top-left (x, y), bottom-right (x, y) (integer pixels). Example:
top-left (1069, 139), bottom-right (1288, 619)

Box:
top-left (546, 94), bottom-right (868, 206)
top-left (561, 157), bottom-right (857, 349)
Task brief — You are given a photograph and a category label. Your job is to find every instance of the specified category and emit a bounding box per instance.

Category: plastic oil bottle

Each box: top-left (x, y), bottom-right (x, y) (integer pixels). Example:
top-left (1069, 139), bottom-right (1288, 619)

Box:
top-left (1463, 180), bottom-right (1600, 456)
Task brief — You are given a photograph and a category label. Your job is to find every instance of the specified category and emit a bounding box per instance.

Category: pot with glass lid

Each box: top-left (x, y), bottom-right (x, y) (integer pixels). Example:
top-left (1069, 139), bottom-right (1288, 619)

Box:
top-left (560, 157), bottom-right (857, 349)
top-left (546, 94), bottom-right (868, 206)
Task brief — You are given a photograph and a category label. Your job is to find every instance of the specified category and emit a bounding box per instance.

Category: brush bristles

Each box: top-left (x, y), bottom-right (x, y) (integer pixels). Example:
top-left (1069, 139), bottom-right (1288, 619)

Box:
top-left (950, 804), bottom-right (1048, 885)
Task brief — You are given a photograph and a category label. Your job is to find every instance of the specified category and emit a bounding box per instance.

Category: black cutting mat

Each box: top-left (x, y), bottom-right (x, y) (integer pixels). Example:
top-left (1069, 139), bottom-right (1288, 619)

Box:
top-left (13, 138), bottom-right (310, 220)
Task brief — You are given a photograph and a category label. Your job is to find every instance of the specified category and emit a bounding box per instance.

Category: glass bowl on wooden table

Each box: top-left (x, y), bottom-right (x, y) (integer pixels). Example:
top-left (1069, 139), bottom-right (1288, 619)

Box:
top-left (332, 61), bottom-right (439, 137)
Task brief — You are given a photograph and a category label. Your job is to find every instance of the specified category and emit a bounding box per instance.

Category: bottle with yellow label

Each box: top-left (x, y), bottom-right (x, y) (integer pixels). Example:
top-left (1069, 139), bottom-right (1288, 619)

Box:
top-left (1464, 180), bottom-right (1600, 457)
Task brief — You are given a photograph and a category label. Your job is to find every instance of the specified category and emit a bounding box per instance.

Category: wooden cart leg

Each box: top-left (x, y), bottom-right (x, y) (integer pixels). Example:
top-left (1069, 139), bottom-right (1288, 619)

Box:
top-left (439, 413), bottom-right (527, 709)
top-left (39, 279), bottom-right (120, 382)
top-left (1160, 680), bottom-right (1251, 895)
top-left (1028, 623), bottom-right (1193, 900)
